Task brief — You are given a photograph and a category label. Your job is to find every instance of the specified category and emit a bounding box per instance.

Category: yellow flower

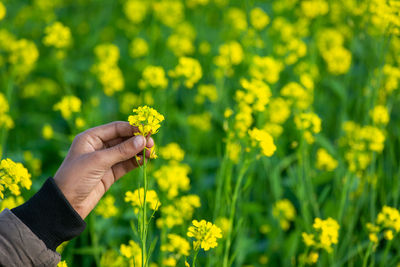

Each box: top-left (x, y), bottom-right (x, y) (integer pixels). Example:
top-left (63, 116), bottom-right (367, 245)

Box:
top-left (294, 112), bottom-right (321, 144)
top-left (249, 56), bottom-right (283, 84)
top-left (272, 199), bottom-right (296, 230)
top-left (139, 65), bottom-right (168, 90)
top-left (322, 46), bottom-right (352, 75)
top-left (125, 188), bottom-right (160, 214)
top-left (128, 105), bottom-right (165, 136)
top-left (301, 0), bottom-right (329, 19)
top-left (226, 7), bottom-right (247, 32)
top-left (0, 158), bottom-right (32, 198)
top-left (120, 240), bottom-right (142, 266)
top-left (187, 112), bottom-right (212, 131)
top-left (153, 0), bottom-right (184, 28)
top-left (312, 217), bottom-right (340, 253)
top-left (9, 39), bottom-right (39, 77)
top-left (370, 105), bottom-right (390, 125)
top-left (237, 78), bottom-right (271, 112)
top-left (195, 84), bottom-right (218, 104)
top-left (0, 195), bottom-right (24, 212)
top-left (129, 38), bottom-right (149, 58)
top-left (0, 2), bottom-right (6, 21)
top-left (226, 141), bottom-right (241, 163)
top-left (302, 232), bottom-right (315, 246)
top-left (248, 128), bottom-right (276, 157)
top-left (57, 261), bottom-right (68, 267)
top-left (95, 194), bottom-right (118, 218)
top-left (157, 195), bottom-right (201, 228)
top-left (169, 57), bottom-right (202, 89)
top-left (215, 217), bottom-right (230, 236)
top-left (53, 95), bottom-right (82, 120)
top-left (159, 143), bottom-right (185, 162)
top-left (43, 22), bottom-right (72, 49)
top-left (187, 220), bottom-right (222, 251)
top-left (250, 7), bottom-right (270, 30)
top-left (124, 0), bottom-right (148, 24)
top-left (167, 34), bottom-right (195, 57)
top-left (281, 82), bottom-right (313, 111)
top-left (161, 234), bottom-right (191, 257)
top-left (0, 93), bottom-right (13, 129)
top-left (42, 124), bottom-right (54, 140)
top-left (316, 148), bottom-right (338, 172)
top-left (153, 162), bottom-right (191, 199)
top-left (214, 41), bottom-right (244, 76)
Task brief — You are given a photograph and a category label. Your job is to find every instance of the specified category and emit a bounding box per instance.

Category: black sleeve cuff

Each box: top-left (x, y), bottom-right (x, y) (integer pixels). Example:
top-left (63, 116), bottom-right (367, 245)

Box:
top-left (11, 177), bottom-right (86, 251)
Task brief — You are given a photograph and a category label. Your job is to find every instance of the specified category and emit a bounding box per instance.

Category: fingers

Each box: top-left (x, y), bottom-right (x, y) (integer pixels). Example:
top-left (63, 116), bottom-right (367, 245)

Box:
top-left (94, 135), bottom-right (147, 168)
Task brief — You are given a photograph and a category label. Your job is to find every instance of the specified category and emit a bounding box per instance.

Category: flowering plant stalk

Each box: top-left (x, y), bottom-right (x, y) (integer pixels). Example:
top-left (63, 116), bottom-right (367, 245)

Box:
top-left (128, 106), bottom-right (164, 267)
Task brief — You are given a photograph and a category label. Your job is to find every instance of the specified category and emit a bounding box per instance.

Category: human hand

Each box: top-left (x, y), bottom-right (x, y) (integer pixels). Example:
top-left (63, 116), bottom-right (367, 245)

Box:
top-left (53, 121), bottom-right (153, 219)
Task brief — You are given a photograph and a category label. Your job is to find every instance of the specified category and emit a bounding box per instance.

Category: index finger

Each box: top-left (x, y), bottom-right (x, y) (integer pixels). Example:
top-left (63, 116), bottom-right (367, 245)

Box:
top-left (85, 121), bottom-right (137, 143)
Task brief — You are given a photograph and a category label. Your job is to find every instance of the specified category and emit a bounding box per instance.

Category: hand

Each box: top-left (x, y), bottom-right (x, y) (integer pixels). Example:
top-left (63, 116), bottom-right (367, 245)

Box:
top-left (53, 121), bottom-right (153, 219)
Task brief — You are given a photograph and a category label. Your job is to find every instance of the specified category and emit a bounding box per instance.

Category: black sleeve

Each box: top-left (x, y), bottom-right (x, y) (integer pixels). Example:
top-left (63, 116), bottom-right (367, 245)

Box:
top-left (11, 177), bottom-right (86, 251)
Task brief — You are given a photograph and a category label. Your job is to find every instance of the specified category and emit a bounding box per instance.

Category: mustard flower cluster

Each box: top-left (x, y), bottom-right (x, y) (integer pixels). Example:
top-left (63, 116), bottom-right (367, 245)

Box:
top-left (370, 105), bottom-right (390, 126)
top-left (0, 93), bottom-right (14, 129)
top-left (0, 2), bottom-right (5, 20)
top-left (187, 112), bottom-right (212, 132)
top-left (167, 23), bottom-right (196, 57)
top-left (294, 112), bottom-right (322, 144)
top-left (248, 128), bottom-right (277, 157)
top-left (124, 188), bottom-right (160, 214)
top-left (237, 78), bottom-right (271, 112)
top-left (0, 195), bottom-right (23, 212)
top-left (161, 234), bottom-right (191, 266)
top-left (92, 43), bottom-right (124, 96)
top-left (53, 95), bottom-right (81, 120)
top-left (128, 106), bottom-right (165, 136)
top-left (382, 64), bottom-right (400, 94)
top-left (153, 163), bottom-right (191, 199)
top-left (187, 220), bottom-right (223, 251)
top-left (368, 0), bottom-right (400, 35)
top-left (159, 142), bottom-right (185, 162)
top-left (195, 84), bottom-right (218, 104)
top-left (249, 56), bottom-right (283, 84)
top-left (316, 148), bottom-right (338, 172)
top-left (302, 217), bottom-right (340, 254)
top-left (120, 240), bottom-right (142, 267)
top-left (300, 0), bottom-right (329, 19)
top-left (272, 199), bottom-right (296, 230)
top-left (8, 38), bottom-right (39, 77)
top-left (281, 80), bottom-right (314, 111)
top-left (123, 0), bottom-right (148, 24)
top-left (340, 121), bottom-right (385, 175)
top-left (169, 57), bottom-right (202, 88)
top-left (95, 195), bottom-right (118, 218)
top-left (157, 194), bottom-right (201, 229)
top-left (43, 22), bottom-right (72, 49)
top-left (139, 65), bottom-right (168, 90)
top-left (0, 158), bottom-right (32, 198)
top-left (214, 41), bottom-right (244, 76)
top-left (367, 206), bottom-right (400, 244)
top-left (264, 97), bottom-right (291, 138)
top-left (153, 0), bottom-right (184, 28)
top-left (250, 7), bottom-right (270, 30)
top-left (129, 38), bottom-right (149, 58)
top-left (317, 29), bottom-right (352, 75)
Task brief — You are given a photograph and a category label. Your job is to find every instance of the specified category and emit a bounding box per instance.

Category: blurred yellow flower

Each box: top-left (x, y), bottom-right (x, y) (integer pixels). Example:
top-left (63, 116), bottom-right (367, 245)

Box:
top-left (95, 194), bottom-right (118, 218)
top-left (0, 158), bottom-right (32, 198)
top-left (249, 56), bottom-right (283, 84)
top-left (129, 38), bottom-right (149, 58)
top-left (125, 188), bottom-right (160, 214)
top-left (159, 143), bottom-right (185, 162)
top-left (0, 2), bottom-right (6, 20)
top-left (43, 22), bottom-right (72, 49)
top-left (153, 162), bottom-right (191, 199)
top-left (42, 124), bottom-right (54, 140)
top-left (272, 199), bottom-right (296, 230)
top-left (248, 128), bottom-right (276, 157)
top-left (53, 95), bottom-right (81, 120)
top-left (250, 7), bottom-right (270, 30)
top-left (139, 65), bottom-right (168, 90)
top-left (370, 105), bottom-right (390, 125)
top-left (124, 0), bottom-right (148, 24)
top-left (169, 57), bottom-right (202, 88)
top-left (120, 240), bottom-right (142, 266)
top-left (316, 148), bottom-right (338, 172)
top-left (161, 234), bottom-right (190, 257)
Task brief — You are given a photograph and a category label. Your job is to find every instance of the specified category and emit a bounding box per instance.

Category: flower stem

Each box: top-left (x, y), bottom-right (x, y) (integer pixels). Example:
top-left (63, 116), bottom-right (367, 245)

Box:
top-left (192, 249), bottom-right (199, 267)
top-left (141, 148), bottom-right (148, 267)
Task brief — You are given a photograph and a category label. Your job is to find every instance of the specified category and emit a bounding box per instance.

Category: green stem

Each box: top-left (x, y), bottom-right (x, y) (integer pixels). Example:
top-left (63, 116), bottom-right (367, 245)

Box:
top-left (362, 242), bottom-right (373, 267)
top-left (380, 239), bottom-right (392, 267)
top-left (141, 148), bottom-right (148, 267)
top-left (222, 160), bottom-right (251, 267)
top-left (193, 249), bottom-right (199, 267)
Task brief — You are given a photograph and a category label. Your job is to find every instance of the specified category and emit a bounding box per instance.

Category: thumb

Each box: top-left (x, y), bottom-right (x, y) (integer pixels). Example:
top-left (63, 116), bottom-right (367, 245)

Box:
top-left (95, 135), bottom-right (146, 168)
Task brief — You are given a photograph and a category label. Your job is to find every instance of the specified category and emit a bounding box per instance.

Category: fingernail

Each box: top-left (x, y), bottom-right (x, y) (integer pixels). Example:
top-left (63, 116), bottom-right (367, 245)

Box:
top-left (134, 136), bottom-right (145, 147)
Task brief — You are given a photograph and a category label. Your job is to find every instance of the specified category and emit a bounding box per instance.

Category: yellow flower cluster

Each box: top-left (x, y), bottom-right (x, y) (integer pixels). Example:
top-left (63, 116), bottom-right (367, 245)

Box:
top-left (272, 199), bottom-right (296, 230)
top-left (57, 261), bottom-right (68, 267)
top-left (124, 0), bottom-right (148, 24)
top-left (161, 233), bottom-right (190, 265)
top-left (120, 240), bottom-right (142, 266)
top-left (264, 97), bottom-right (291, 138)
top-left (43, 22), bottom-right (72, 49)
top-left (153, 0), bottom-right (184, 28)
top-left (195, 84), bottom-right (218, 104)
top-left (369, 0), bottom-right (400, 35)
top-left (367, 206), bottom-right (400, 243)
top-left (9, 38), bottom-right (39, 77)
top-left (0, 195), bottom-right (24, 212)
top-left (169, 57), bottom-right (202, 89)
top-left (294, 112), bottom-right (321, 144)
top-left (95, 194), bottom-right (118, 218)
top-left (153, 162), bottom-right (191, 199)
top-left (382, 64), bottom-right (400, 94)
top-left (248, 128), bottom-right (277, 157)
top-left (250, 7), bottom-right (270, 30)
top-left (128, 106), bottom-right (165, 136)
top-left (300, 0), bottom-right (329, 19)
top-left (340, 121), bottom-right (386, 175)
top-left (167, 23), bottom-right (196, 57)
top-left (317, 29), bottom-right (352, 75)
top-left (139, 65), bottom-right (168, 90)
top-left (187, 220), bottom-right (222, 251)
top-left (157, 195), bottom-right (201, 228)
top-left (53, 95), bottom-right (81, 120)
top-left (0, 93), bottom-right (14, 129)
top-left (370, 105), bottom-right (390, 126)
top-left (236, 78), bottom-right (271, 112)
top-left (159, 142), bottom-right (185, 162)
top-left (187, 112), bottom-right (212, 132)
top-left (316, 148), bottom-right (338, 172)
top-left (214, 41), bottom-right (244, 76)
top-left (0, 2), bottom-right (6, 20)
top-left (226, 7), bottom-right (247, 33)
top-left (0, 158), bottom-right (32, 198)
top-left (92, 43), bottom-right (124, 96)
top-left (302, 217), bottom-right (340, 253)
top-left (42, 124), bottom-right (54, 140)
top-left (129, 38), bottom-right (149, 58)
top-left (281, 79), bottom-right (314, 111)
top-left (249, 56), bottom-right (283, 84)
top-left (124, 188), bottom-right (160, 214)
